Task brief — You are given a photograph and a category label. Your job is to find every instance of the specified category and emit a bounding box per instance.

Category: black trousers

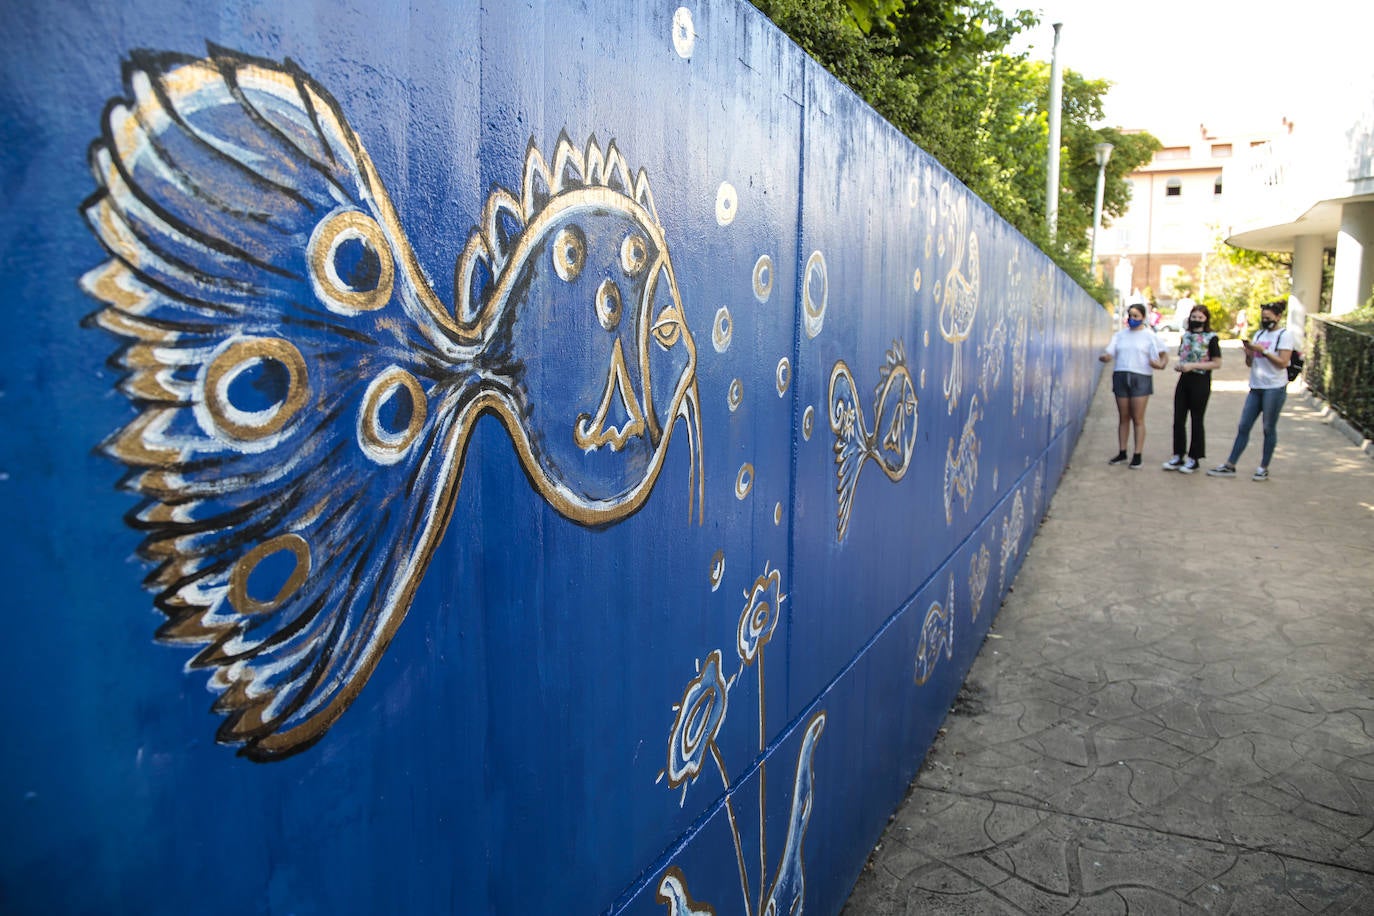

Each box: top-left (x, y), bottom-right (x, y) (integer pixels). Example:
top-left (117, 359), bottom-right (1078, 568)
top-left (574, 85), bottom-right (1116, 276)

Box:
top-left (1172, 371), bottom-right (1212, 459)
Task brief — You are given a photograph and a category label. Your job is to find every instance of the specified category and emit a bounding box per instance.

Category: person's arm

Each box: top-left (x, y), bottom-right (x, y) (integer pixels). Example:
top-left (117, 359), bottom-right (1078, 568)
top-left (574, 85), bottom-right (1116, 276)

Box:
top-left (1150, 337), bottom-right (1169, 370)
top-left (1180, 337), bottom-right (1223, 373)
top-left (1098, 335), bottom-right (1116, 364)
top-left (1259, 347), bottom-right (1292, 369)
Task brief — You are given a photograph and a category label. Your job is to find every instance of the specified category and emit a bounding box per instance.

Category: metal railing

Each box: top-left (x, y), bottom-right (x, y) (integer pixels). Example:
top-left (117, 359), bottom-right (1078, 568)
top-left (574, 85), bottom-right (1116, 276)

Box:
top-left (1306, 315), bottom-right (1374, 440)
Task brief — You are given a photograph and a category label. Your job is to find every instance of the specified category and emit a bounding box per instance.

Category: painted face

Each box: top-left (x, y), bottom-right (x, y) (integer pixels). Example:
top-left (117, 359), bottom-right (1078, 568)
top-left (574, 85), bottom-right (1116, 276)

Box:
top-left (504, 198), bottom-right (701, 518)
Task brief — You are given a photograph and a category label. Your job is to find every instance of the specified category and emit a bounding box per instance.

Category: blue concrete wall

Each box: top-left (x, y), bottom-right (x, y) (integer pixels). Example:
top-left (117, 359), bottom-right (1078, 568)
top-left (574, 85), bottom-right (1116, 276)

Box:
top-left (0, 1), bottom-right (1108, 913)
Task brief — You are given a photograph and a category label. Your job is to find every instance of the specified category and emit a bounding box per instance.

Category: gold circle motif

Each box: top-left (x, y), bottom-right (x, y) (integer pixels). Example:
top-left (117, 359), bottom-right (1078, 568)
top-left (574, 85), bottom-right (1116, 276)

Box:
top-left (735, 463), bottom-right (754, 500)
top-left (775, 357), bottom-right (791, 396)
top-left (359, 366), bottom-right (427, 464)
top-left (308, 209), bottom-right (395, 313)
top-left (728, 378), bottom-right (743, 412)
top-left (912, 268), bottom-right (922, 292)
top-left (712, 307), bottom-right (733, 353)
top-left (924, 235), bottom-right (933, 259)
top-left (773, 502), bottom-right (782, 526)
top-left (803, 251), bottom-right (827, 339)
top-left (802, 405), bottom-right (815, 440)
top-left (709, 550), bottom-right (726, 592)
top-left (204, 337), bottom-right (310, 442)
top-left (753, 255), bottom-right (774, 303)
top-left (621, 233), bottom-right (648, 276)
top-left (597, 278), bottom-right (623, 331)
top-left (552, 225), bottom-right (586, 282)
top-left (229, 533), bottom-right (311, 616)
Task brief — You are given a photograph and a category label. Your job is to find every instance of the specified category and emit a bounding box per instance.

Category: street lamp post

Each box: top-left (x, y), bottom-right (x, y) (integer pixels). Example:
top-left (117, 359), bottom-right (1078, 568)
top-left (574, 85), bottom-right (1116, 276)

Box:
top-left (1090, 141), bottom-right (1114, 280)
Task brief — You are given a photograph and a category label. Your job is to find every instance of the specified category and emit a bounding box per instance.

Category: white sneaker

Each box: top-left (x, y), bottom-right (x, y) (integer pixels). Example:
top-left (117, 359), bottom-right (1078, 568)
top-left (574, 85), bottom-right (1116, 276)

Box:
top-left (1179, 458), bottom-right (1199, 474)
top-left (1162, 455), bottom-right (1183, 471)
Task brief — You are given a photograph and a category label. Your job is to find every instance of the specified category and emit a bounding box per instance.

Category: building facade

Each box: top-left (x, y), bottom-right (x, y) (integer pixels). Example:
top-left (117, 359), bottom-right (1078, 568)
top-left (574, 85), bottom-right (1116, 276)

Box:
top-left (1096, 124), bottom-right (1282, 311)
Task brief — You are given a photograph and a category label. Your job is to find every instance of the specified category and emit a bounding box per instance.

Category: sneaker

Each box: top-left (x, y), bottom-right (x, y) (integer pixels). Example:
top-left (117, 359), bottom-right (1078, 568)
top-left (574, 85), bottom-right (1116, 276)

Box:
top-left (1108, 452), bottom-right (1128, 465)
top-left (1162, 455), bottom-right (1183, 471)
top-left (1128, 454), bottom-right (1143, 469)
top-left (1179, 458), bottom-right (1199, 474)
top-left (1252, 467), bottom-right (1269, 481)
top-left (1206, 464), bottom-right (1237, 477)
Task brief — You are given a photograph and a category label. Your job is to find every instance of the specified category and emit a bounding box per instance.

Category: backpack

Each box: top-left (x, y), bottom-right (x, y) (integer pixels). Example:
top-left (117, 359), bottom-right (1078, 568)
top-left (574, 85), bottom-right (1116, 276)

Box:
top-left (1276, 328), bottom-right (1305, 382)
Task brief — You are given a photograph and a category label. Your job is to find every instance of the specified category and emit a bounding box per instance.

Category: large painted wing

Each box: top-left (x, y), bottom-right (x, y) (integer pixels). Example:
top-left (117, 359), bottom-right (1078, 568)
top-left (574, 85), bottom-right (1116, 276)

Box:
top-left (81, 47), bottom-right (475, 760)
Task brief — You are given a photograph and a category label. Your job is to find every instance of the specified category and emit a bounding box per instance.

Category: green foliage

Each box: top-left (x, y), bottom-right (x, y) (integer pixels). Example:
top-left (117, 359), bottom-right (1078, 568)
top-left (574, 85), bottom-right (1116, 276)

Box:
top-left (1307, 315), bottom-right (1374, 439)
top-left (748, 0), bottom-right (1157, 299)
top-left (1199, 237), bottom-right (1290, 335)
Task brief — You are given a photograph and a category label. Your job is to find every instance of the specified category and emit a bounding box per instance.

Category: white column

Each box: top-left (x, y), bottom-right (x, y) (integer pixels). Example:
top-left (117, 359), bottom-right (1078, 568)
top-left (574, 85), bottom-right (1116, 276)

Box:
top-left (1331, 201), bottom-right (1374, 316)
top-left (1288, 234), bottom-right (1323, 336)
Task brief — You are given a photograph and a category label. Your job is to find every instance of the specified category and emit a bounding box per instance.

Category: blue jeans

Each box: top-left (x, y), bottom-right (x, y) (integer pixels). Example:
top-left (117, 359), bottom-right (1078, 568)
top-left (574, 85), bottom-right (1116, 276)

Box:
top-left (1227, 387), bottom-right (1287, 467)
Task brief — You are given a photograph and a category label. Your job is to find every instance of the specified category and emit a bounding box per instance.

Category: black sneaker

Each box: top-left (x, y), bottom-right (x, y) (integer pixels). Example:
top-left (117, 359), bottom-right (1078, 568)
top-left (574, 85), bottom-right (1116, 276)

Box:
top-left (1179, 458), bottom-right (1199, 474)
top-left (1108, 452), bottom-right (1128, 465)
top-left (1162, 455), bottom-right (1183, 471)
top-left (1206, 464), bottom-right (1237, 478)
top-left (1252, 467), bottom-right (1269, 481)
top-left (1128, 454), bottom-right (1143, 469)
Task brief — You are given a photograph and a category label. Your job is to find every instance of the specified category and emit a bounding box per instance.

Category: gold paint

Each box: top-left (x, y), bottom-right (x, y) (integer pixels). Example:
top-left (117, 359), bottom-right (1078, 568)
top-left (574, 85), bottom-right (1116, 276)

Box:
top-left (228, 533), bottom-right (311, 616)
top-left (621, 232), bottom-right (648, 276)
top-left (596, 278), bottom-right (623, 331)
top-left (753, 255), bottom-right (773, 303)
top-left (773, 502), bottom-right (782, 526)
top-left (203, 337), bottom-right (310, 441)
top-left (358, 367), bottom-right (428, 463)
top-left (307, 209), bottom-right (395, 313)
top-left (734, 463), bottom-right (754, 500)
top-left (551, 224), bottom-right (586, 282)
top-left (775, 357), bottom-right (791, 396)
top-left (709, 550), bottom-right (726, 592)
top-left (651, 304), bottom-right (683, 350)
top-left (802, 405), bottom-right (815, 440)
top-left (912, 267), bottom-right (922, 292)
top-left (728, 379), bottom-right (743, 412)
top-left (803, 250), bottom-right (827, 339)
top-left (106, 408), bottom-right (180, 466)
top-left (574, 338), bottom-right (647, 452)
top-left (712, 307), bottom-right (733, 353)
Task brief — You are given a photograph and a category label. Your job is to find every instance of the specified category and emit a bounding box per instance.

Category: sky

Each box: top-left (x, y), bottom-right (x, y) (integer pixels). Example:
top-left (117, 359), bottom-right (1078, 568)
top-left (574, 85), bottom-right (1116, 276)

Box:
top-left (999, 0), bottom-right (1374, 141)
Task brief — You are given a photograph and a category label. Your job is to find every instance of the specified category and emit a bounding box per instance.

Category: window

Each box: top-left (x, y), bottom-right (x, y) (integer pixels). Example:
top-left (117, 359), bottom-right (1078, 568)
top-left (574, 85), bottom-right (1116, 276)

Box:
top-left (1214, 175), bottom-right (1223, 196)
top-left (1155, 146), bottom-right (1190, 161)
top-left (1165, 177), bottom-right (1182, 197)
top-left (1211, 143), bottom-right (1232, 158)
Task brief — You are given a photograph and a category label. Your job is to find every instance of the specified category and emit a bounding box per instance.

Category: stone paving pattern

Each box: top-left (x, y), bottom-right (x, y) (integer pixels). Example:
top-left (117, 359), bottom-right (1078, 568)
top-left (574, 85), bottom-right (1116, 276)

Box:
top-left (844, 338), bottom-right (1374, 914)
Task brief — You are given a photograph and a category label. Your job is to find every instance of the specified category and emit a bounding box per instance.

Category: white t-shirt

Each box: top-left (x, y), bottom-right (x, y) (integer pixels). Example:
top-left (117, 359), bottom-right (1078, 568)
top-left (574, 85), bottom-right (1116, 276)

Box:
top-left (1105, 327), bottom-right (1166, 375)
top-left (1249, 326), bottom-right (1295, 389)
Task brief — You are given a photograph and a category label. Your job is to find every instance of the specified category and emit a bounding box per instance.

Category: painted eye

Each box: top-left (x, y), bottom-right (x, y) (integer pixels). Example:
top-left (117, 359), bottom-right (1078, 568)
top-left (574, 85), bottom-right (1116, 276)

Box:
top-left (620, 233), bottom-right (648, 276)
top-left (552, 225), bottom-right (586, 282)
top-left (651, 305), bottom-right (683, 349)
top-left (596, 278), bottom-right (622, 331)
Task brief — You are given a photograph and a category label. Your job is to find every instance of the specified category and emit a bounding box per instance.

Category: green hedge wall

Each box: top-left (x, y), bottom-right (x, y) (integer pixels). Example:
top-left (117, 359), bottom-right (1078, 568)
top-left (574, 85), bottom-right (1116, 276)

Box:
top-left (1307, 315), bottom-right (1374, 440)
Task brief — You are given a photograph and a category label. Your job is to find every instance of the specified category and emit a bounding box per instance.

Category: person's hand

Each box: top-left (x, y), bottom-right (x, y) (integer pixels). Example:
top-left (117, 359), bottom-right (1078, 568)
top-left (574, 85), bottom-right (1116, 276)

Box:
top-left (1175, 363), bottom-right (1184, 373)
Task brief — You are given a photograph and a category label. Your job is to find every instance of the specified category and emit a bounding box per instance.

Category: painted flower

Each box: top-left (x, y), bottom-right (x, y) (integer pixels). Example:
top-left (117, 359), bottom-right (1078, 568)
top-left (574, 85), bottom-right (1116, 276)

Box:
top-left (663, 650), bottom-right (729, 796)
top-left (737, 564), bottom-right (783, 666)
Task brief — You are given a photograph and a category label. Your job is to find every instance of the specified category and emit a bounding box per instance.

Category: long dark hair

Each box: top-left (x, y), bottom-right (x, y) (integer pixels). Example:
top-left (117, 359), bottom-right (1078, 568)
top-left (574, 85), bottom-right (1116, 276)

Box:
top-left (1187, 304), bottom-right (1212, 333)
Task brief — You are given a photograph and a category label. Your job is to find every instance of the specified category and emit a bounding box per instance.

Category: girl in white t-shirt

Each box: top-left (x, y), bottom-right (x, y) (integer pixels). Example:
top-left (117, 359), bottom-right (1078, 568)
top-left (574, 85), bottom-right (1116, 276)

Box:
top-left (1207, 302), bottom-right (1295, 481)
top-left (1098, 303), bottom-right (1169, 469)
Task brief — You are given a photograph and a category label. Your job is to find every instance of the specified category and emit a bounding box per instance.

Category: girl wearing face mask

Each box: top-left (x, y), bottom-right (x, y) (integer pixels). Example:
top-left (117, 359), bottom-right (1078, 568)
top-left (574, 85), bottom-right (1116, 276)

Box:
top-left (1162, 305), bottom-right (1222, 473)
top-left (1207, 302), bottom-right (1293, 481)
top-left (1098, 303), bottom-right (1169, 468)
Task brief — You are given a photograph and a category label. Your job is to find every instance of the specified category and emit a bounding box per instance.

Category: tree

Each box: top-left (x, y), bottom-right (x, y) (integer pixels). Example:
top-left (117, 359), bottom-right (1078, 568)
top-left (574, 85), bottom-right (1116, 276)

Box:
top-left (748, 0), bottom-right (1158, 298)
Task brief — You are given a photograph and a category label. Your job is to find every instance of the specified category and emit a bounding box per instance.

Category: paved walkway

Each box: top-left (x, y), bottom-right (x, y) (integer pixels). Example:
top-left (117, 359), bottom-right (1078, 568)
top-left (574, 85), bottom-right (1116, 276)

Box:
top-left (844, 339), bottom-right (1374, 914)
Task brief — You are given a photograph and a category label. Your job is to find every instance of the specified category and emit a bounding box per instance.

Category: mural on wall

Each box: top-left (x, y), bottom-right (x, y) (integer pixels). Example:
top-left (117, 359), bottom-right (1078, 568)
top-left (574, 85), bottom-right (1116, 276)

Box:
top-left (936, 183), bottom-right (979, 414)
top-left (827, 342), bottom-right (918, 541)
top-left (943, 393), bottom-right (981, 525)
top-left (969, 543), bottom-right (991, 621)
top-left (656, 562), bottom-right (826, 916)
top-left (913, 575), bottom-right (955, 686)
top-left (999, 489), bottom-right (1026, 594)
top-left (79, 47), bottom-right (704, 760)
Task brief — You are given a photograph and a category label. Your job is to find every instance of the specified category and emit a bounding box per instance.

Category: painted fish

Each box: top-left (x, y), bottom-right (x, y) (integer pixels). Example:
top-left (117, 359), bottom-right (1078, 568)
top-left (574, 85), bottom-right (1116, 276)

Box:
top-left (827, 341), bottom-right (917, 542)
top-left (81, 47), bottom-right (702, 760)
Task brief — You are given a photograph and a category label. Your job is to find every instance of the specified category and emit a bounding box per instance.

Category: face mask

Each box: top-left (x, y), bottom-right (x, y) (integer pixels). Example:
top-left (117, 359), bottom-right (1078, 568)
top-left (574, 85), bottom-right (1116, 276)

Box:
top-left (1127, 317), bottom-right (1143, 328)
top-left (1188, 320), bottom-right (1204, 331)
top-left (1260, 318), bottom-right (1276, 330)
